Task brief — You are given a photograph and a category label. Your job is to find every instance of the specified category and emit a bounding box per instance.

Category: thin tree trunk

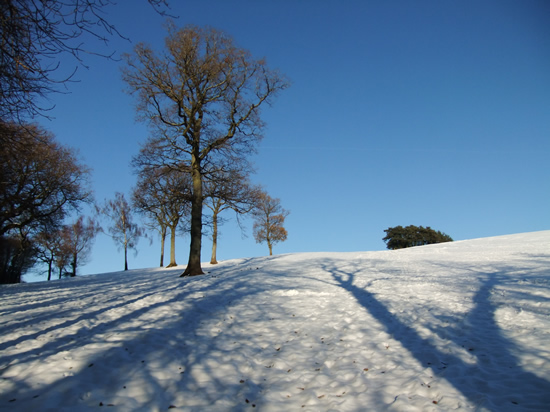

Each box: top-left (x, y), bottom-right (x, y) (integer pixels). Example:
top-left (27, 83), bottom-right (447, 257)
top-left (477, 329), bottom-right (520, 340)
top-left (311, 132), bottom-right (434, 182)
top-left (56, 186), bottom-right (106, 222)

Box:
top-left (182, 154), bottom-right (204, 276)
top-left (47, 260), bottom-right (52, 281)
top-left (71, 254), bottom-right (77, 277)
top-left (268, 241), bottom-right (273, 256)
top-left (124, 232), bottom-right (128, 271)
top-left (159, 227), bottom-right (166, 267)
top-left (167, 225), bottom-right (177, 267)
top-left (210, 212), bottom-right (218, 264)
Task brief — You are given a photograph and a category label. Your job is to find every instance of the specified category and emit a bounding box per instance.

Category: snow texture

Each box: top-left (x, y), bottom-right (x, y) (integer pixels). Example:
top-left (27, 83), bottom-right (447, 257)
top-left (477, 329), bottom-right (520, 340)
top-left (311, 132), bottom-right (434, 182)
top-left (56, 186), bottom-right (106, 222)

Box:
top-left (1, 231), bottom-right (549, 411)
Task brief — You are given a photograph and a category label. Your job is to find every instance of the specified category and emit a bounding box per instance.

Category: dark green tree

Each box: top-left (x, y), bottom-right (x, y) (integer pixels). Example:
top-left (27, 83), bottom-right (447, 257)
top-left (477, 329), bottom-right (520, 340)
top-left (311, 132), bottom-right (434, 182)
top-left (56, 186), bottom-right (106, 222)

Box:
top-left (383, 225), bottom-right (453, 250)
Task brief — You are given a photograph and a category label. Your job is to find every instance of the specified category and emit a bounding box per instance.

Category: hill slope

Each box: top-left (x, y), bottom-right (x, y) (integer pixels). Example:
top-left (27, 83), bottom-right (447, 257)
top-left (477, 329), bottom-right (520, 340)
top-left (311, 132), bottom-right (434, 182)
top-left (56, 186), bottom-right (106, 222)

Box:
top-left (1, 231), bottom-right (549, 411)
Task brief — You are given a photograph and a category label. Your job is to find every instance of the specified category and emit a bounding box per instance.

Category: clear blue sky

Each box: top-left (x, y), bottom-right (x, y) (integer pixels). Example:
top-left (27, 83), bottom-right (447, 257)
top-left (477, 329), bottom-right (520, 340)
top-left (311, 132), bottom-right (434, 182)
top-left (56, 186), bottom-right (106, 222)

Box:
top-left (33, 0), bottom-right (550, 277)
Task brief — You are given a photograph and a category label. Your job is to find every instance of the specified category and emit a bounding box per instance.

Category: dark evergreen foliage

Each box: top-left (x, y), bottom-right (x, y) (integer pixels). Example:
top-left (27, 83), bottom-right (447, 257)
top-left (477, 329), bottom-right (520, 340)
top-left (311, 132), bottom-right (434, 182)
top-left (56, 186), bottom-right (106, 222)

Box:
top-left (383, 225), bottom-right (453, 250)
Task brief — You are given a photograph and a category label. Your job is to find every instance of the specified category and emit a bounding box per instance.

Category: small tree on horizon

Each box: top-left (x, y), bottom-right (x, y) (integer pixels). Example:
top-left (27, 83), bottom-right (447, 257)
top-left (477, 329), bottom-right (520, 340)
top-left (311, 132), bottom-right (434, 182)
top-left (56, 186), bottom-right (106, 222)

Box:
top-left (61, 216), bottom-right (100, 277)
top-left (98, 193), bottom-right (145, 271)
top-left (252, 192), bottom-right (289, 256)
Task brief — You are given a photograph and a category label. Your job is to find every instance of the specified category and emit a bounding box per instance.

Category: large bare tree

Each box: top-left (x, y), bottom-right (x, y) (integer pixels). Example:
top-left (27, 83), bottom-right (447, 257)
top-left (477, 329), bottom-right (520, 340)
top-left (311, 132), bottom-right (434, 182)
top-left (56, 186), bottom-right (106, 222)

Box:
top-left (122, 24), bottom-right (288, 276)
top-left (0, 0), bottom-right (170, 121)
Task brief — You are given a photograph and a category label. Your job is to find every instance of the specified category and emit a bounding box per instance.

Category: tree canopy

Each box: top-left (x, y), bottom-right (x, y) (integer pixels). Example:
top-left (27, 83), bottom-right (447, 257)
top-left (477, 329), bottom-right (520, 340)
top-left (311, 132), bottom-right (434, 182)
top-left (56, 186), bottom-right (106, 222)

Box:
top-left (0, 121), bottom-right (92, 283)
top-left (383, 225), bottom-right (453, 250)
top-left (252, 192), bottom-right (289, 256)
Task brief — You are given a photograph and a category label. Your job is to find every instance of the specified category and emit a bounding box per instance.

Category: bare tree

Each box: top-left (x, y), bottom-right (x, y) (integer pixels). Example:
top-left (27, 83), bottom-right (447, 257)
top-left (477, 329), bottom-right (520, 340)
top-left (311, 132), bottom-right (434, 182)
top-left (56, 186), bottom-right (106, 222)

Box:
top-left (35, 230), bottom-right (63, 281)
top-left (132, 161), bottom-right (192, 268)
top-left (252, 192), bottom-right (289, 256)
top-left (54, 238), bottom-right (72, 279)
top-left (0, 122), bottom-right (92, 238)
top-left (60, 216), bottom-right (99, 277)
top-left (0, 0), bottom-right (170, 121)
top-left (0, 121), bottom-right (92, 283)
top-left (122, 24), bottom-right (289, 276)
top-left (204, 168), bottom-right (261, 264)
top-left (98, 192), bottom-right (144, 271)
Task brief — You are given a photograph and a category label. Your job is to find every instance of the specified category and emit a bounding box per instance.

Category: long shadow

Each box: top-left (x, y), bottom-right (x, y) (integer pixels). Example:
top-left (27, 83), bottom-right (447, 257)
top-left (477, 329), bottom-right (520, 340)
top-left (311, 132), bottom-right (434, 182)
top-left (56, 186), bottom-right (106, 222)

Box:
top-left (0, 281), bottom-right (184, 353)
top-left (0, 269), bottom-right (189, 353)
top-left (324, 261), bottom-right (550, 411)
top-left (0, 257), bottom-right (293, 410)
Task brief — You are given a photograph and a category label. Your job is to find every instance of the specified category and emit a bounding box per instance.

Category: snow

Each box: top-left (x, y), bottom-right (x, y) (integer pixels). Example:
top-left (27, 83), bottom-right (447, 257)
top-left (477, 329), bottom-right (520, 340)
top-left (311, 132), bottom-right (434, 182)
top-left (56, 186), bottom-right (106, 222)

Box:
top-left (1, 231), bottom-right (549, 411)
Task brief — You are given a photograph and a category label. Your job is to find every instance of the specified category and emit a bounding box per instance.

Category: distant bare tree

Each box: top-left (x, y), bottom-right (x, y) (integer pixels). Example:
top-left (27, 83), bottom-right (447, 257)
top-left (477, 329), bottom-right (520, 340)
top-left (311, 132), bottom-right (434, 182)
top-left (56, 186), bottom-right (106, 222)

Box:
top-left (122, 24), bottom-right (289, 276)
top-left (60, 216), bottom-right (99, 277)
top-left (204, 168), bottom-right (261, 264)
top-left (1, 0), bottom-right (171, 121)
top-left (35, 230), bottom-right (63, 281)
top-left (252, 192), bottom-right (289, 256)
top-left (132, 161), bottom-right (192, 268)
top-left (98, 193), bottom-right (144, 271)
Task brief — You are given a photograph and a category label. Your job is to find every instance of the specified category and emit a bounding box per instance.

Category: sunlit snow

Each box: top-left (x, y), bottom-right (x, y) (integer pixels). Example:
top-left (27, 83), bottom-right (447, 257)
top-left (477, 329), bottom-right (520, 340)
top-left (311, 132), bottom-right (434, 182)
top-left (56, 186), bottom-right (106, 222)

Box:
top-left (1, 231), bottom-right (549, 411)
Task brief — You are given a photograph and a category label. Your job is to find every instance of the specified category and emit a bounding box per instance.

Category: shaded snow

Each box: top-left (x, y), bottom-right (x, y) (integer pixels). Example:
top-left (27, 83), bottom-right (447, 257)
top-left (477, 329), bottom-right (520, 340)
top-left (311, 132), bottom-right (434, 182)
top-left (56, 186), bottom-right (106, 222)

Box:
top-left (1, 231), bottom-right (549, 411)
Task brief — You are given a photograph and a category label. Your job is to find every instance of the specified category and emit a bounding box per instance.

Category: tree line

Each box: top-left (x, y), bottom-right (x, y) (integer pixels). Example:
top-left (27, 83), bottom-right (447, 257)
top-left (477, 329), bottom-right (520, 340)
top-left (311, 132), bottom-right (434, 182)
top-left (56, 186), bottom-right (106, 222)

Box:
top-left (0, 1), bottom-right (290, 283)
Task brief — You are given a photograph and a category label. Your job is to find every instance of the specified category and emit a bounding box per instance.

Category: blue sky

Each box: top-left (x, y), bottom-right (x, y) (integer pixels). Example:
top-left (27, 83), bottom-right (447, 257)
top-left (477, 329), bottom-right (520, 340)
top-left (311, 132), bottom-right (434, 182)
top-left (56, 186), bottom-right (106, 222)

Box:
top-left (32, 0), bottom-right (550, 278)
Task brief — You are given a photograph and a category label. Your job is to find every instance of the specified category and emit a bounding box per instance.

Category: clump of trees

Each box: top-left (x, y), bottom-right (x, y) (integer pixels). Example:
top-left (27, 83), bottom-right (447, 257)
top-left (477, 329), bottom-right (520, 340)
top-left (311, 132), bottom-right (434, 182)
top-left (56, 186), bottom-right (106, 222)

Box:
top-left (0, 122), bottom-right (94, 283)
top-left (2, 0), bottom-right (290, 281)
top-left (123, 24), bottom-right (289, 276)
top-left (1, 1), bottom-right (170, 283)
top-left (131, 165), bottom-right (192, 268)
top-left (204, 166), bottom-right (262, 265)
top-left (252, 192), bottom-right (289, 256)
top-left (383, 225), bottom-right (453, 250)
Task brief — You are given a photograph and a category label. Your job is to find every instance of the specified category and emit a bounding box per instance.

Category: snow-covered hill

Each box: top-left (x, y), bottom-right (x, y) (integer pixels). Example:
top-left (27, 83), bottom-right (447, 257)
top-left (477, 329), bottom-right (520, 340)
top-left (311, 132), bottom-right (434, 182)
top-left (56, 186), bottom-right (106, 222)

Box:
top-left (1, 231), bottom-right (549, 411)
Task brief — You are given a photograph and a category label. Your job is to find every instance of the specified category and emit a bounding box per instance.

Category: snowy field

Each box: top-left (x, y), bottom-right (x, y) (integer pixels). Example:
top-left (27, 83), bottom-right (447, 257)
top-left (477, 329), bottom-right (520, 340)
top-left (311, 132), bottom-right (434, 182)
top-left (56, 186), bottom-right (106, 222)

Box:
top-left (0, 231), bottom-right (549, 412)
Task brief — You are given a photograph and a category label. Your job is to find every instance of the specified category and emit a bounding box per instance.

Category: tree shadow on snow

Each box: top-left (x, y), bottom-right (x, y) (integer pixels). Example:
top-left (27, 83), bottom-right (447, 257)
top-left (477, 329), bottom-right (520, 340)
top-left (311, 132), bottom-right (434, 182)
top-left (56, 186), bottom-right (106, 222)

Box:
top-left (0, 259), bottom-right (296, 411)
top-left (322, 258), bottom-right (550, 412)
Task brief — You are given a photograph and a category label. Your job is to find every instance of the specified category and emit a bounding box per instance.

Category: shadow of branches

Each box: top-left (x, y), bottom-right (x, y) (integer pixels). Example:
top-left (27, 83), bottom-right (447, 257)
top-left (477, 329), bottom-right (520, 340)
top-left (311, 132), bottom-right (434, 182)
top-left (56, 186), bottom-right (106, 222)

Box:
top-left (323, 256), bottom-right (550, 411)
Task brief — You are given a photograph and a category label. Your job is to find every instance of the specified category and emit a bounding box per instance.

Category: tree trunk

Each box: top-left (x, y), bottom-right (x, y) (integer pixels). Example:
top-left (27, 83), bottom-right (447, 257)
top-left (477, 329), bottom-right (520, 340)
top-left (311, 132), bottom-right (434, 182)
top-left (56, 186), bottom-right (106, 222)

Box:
top-left (210, 212), bottom-right (218, 264)
top-left (159, 226), bottom-right (166, 267)
top-left (268, 241), bottom-right (273, 256)
top-left (167, 225), bottom-right (177, 267)
top-left (124, 245), bottom-right (128, 271)
top-left (47, 260), bottom-right (52, 281)
top-left (181, 153), bottom-right (204, 276)
top-left (70, 254), bottom-right (77, 277)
